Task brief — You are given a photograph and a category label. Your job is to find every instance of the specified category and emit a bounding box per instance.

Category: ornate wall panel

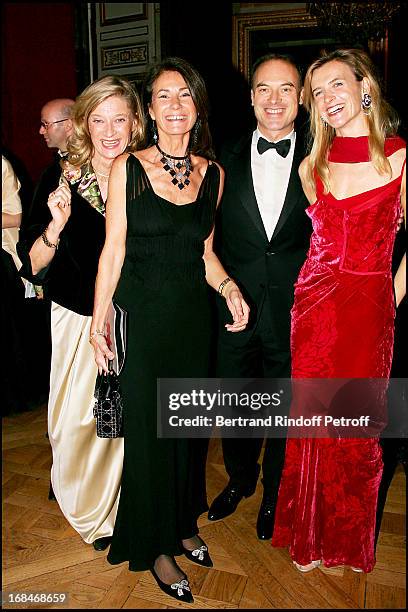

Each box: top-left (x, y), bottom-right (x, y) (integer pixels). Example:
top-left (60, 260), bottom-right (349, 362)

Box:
top-left (90, 3), bottom-right (161, 86)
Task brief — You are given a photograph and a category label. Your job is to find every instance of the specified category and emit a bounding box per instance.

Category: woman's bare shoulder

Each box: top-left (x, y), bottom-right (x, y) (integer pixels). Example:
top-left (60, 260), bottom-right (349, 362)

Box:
top-left (191, 155), bottom-right (222, 180)
top-left (387, 147), bottom-right (406, 181)
top-left (298, 155), bottom-right (310, 180)
top-left (111, 152), bottom-right (132, 171)
top-left (133, 147), bottom-right (156, 163)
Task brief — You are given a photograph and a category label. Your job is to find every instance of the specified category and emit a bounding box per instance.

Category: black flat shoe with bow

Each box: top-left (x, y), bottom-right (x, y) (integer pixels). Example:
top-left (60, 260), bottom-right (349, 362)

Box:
top-left (182, 536), bottom-right (213, 567)
top-left (150, 567), bottom-right (194, 603)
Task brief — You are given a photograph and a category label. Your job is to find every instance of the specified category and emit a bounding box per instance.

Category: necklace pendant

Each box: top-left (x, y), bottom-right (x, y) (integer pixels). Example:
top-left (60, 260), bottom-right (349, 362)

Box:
top-left (156, 143), bottom-right (192, 191)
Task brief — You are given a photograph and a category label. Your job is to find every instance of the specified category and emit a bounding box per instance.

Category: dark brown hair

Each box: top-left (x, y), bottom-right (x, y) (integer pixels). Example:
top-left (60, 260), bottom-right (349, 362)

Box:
top-left (142, 56), bottom-right (215, 159)
top-left (251, 53), bottom-right (302, 90)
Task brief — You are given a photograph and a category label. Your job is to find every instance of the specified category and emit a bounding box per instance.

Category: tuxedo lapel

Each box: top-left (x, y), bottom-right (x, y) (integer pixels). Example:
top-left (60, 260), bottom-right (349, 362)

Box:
top-left (232, 140), bottom-right (268, 241)
top-left (271, 134), bottom-right (305, 240)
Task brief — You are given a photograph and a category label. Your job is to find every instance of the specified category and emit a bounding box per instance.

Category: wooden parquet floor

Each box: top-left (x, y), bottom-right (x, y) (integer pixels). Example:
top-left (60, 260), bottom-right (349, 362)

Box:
top-left (2, 406), bottom-right (406, 609)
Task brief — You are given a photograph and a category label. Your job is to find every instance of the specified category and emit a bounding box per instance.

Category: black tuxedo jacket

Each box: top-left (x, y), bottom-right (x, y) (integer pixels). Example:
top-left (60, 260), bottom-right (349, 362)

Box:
top-left (25, 154), bottom-right (62, 226)
top-left (214, 128), bottom-right (312, 347)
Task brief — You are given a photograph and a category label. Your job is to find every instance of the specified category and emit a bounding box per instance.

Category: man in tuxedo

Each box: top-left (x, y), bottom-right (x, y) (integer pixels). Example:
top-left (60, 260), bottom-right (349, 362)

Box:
top-left (209, 54), bottom-right (312, 539)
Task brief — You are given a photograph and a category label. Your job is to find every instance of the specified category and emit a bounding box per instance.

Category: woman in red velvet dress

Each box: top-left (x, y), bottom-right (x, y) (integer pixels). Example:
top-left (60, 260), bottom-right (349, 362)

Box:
top-left (272, 49), bottom-right (406, 573)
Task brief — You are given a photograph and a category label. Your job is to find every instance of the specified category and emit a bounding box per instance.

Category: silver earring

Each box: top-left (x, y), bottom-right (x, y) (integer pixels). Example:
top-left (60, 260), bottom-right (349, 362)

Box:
top-left (320, 116), bottom-right (328, 130)
top-left (190, 119), bottom-right (201, 149)
top-left (151, 119), bottom-right (158, 143)
top-left (362, 93), bottom-right (372, 114)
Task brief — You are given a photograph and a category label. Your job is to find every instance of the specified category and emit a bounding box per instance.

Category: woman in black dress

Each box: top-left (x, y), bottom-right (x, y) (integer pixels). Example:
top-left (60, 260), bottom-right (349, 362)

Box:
top-left (90, 57), bottom-right (249, 603)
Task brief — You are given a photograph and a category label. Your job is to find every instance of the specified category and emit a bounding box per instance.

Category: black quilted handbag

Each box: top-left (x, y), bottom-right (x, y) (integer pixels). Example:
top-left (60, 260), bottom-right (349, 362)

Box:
top-left (93, 362), bottom-right (124, 438)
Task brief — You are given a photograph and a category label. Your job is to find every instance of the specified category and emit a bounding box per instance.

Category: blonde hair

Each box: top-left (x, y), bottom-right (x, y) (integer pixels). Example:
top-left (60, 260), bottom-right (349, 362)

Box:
top-left (67, 75), bottom-right (144, 167)
top-left (303, 48), bottom-right (400, 193)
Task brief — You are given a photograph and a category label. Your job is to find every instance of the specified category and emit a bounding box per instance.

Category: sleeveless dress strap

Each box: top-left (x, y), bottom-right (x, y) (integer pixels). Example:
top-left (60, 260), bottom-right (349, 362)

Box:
top-left (400, 157), bottom-right (406, 178)
top-left (384, 135), bottom-right (406, 157)
top-left (200, 162), bottom-right (220, 203)
top-left (126, 154), bottom-right (149, 202)
top-left (385, 136), bottom-right (406, 182)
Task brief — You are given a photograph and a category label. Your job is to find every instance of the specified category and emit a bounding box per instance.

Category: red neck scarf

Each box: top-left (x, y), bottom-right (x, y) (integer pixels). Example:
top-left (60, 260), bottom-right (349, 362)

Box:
top-left (329, 135), bottom-right (405, 163)
top-left (328, 136), bottom-right (370, 162)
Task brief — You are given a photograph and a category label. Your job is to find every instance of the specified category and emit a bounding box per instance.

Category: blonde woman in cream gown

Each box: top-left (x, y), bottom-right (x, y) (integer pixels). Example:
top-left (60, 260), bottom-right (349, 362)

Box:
top-left (17, 76), bottom-right (144, 548)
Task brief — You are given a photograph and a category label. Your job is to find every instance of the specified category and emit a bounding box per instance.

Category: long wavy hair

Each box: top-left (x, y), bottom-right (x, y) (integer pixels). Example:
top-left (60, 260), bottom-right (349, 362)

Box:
top-left (67, 75), bottom-right (144, 167)
top-left (142, 56), bottom-right (215, 160)
top-left (303, 48), bottom-right (400, 193)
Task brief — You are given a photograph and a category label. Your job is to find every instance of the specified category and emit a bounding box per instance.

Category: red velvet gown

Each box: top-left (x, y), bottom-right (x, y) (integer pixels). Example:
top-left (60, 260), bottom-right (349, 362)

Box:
top-left (271, 136), bottom-right (406, 572)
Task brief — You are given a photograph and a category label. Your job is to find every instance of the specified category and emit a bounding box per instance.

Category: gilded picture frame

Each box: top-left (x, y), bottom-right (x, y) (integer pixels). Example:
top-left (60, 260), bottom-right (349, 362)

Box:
top-left (232, 6), bottom-right (388, 85)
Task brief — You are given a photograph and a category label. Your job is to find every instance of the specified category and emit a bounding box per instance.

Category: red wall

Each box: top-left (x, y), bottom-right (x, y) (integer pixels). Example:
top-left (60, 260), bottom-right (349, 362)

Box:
top-left (2, 3), bottom-right (77, 184)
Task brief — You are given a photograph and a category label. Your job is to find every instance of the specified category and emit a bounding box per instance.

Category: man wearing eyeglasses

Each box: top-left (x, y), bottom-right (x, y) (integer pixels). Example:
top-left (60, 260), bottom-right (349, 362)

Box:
top-left (25, 98), bottom-right (75, 229)
top-left (39, 98), bottom-right (75, 155)
top-left (20, 98), bottom-right (75, 456)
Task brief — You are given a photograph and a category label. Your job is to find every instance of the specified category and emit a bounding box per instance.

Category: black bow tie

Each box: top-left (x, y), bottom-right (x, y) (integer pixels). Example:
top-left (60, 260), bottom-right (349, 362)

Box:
top-left (257, 137), bottom-right (291, 158)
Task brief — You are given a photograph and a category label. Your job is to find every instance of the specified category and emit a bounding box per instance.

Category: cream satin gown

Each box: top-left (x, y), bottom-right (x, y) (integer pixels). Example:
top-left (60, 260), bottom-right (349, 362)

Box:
top-left (48, 302), bottom-right (123, 543)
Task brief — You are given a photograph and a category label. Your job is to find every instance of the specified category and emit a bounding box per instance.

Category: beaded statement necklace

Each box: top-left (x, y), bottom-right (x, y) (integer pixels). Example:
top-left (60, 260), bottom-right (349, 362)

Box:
top-left (156, 143), bottom-right (193, 190)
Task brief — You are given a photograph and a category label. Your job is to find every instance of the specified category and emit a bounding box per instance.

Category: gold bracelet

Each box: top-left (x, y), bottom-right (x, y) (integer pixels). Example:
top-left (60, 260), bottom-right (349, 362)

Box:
top-left (41, 228), bottom-right (59, 249)
top-left (218, 277), bottom-right (232, 296)
top-left (89, 329), bottom-right (105, 343)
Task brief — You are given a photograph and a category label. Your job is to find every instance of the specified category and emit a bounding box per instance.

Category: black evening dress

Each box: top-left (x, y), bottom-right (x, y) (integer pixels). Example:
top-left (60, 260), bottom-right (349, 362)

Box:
top-left (107, 154), bottom-right (220, 571)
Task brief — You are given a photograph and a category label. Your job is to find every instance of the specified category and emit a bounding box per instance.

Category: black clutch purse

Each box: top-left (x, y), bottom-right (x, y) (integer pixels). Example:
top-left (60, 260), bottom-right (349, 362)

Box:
top-left (93, 300), bottom-right (127, 438)
top-left (93, 362), bottom-right (124, 438)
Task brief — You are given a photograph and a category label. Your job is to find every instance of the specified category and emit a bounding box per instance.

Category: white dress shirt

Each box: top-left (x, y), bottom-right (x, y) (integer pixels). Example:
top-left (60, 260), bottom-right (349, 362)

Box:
top-left (251, 128), bottom-right (296, 240)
